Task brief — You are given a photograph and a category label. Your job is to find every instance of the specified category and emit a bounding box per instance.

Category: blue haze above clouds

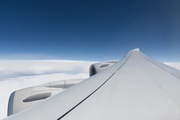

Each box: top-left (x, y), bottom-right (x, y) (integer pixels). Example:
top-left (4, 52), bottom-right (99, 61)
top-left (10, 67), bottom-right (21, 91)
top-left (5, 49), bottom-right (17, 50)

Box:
top-left (0, 0), bottom-right (180, 61)
top-left (1, 0), bottom-right (180, 119)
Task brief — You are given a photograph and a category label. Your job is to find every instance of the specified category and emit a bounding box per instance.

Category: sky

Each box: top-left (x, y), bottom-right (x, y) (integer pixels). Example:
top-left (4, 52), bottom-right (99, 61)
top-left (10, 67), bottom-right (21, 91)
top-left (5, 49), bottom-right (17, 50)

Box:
top-left (0, 0), bottom-right (180, 62)
top-left (0, 0), bottom-right (180, 119)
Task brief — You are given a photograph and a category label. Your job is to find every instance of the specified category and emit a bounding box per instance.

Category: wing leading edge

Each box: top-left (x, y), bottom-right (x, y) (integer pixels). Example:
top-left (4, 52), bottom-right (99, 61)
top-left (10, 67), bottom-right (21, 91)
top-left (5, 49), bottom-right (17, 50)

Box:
top-left (4, 48), bottom-right (180, 120)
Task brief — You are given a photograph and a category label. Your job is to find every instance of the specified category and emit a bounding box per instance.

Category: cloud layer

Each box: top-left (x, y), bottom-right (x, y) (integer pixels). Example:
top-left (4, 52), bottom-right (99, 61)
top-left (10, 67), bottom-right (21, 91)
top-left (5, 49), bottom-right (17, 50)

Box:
top-left (0, 61), bottom-right (180, 119)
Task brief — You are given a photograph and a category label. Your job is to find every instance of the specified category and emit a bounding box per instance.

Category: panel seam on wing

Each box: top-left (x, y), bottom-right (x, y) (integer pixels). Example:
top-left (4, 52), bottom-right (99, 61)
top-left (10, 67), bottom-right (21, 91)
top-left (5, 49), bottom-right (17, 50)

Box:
top-left (138, 52), bottom-right (180, 80)
top-left (137, 56), bottom-right (180, 107)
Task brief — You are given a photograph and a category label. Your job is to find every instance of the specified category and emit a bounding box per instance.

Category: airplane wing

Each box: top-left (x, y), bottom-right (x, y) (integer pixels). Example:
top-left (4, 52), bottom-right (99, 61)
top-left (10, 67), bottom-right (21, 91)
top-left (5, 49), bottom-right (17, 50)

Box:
top-left (4, 48), bottom-right (180, 120)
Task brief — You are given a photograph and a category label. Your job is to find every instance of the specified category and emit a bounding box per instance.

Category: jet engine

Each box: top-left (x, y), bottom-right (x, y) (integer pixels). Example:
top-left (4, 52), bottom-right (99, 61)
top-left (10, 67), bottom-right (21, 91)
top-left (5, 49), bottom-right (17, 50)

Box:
top-left (89, 60), bottom-right (119, 76)
top-left (8, 79), bottom-right (84, 116)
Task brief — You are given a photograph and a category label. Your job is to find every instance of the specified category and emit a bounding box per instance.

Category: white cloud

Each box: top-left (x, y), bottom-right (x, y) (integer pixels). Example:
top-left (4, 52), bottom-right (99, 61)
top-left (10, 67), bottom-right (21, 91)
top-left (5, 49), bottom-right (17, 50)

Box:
top-left (0, 61), bottom-right (180, 119)
top-left (0, 60), bottom-right (95, 78)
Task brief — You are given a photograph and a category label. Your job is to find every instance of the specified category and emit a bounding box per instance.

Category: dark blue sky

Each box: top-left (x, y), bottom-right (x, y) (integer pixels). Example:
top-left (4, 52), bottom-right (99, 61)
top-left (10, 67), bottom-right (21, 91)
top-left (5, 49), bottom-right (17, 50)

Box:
top-left (0, 0), bottom-right (180, 61)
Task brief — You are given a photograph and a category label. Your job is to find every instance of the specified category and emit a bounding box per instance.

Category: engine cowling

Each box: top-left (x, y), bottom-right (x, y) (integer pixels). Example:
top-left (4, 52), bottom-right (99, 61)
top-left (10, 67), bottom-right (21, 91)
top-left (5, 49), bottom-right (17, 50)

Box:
top-left (89, 60), bottom-right (119, 76)
top-left (8, 79), bottom-right (84, 116)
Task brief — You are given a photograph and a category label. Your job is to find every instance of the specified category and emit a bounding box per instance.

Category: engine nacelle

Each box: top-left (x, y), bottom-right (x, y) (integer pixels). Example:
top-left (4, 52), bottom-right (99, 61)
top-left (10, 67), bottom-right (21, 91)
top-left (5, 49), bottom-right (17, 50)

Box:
top-left (89, 60), bottom-right (119, 76)
top-left (8, 79), bottom-right (84, 116)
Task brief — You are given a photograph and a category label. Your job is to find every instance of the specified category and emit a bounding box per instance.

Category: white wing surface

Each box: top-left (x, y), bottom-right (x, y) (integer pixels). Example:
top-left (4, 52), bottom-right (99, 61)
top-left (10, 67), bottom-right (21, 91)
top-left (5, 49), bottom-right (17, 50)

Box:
top-left (4, 48), bottom-right (180, 120)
